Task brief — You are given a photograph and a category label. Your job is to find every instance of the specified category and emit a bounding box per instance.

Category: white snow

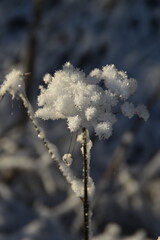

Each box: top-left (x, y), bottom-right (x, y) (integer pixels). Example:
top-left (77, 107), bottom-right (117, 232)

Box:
top-left (95, 122), bottom-right (112, 140)
top-left (62, 153), bottom-right (73, 166)
top-left (36, 62), bottom-right (149, 139)
top-left (121, 102), bottom-right (149, 121)
top-left (135, 104), bottom-right (149, 121)
top-left (67, 115), bottom-right (81, 132)
top-left (85, 107), bottom-right (97, 121)
top-left (121, 102), bottom-right (135, 119)
top-left (0, 69), bottom-right (24, 99)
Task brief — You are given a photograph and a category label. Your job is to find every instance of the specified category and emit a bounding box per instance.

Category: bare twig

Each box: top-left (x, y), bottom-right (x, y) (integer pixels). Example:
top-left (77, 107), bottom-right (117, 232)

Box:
top-left (24, 0), bottom-right (44, 100)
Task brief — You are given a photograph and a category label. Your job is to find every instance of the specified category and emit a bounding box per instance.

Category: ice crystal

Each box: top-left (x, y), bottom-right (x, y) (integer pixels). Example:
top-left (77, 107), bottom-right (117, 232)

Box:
top-left (121, 102), bottom-right (135, 119)
top-left (95, 122), bottom-right (112, 140)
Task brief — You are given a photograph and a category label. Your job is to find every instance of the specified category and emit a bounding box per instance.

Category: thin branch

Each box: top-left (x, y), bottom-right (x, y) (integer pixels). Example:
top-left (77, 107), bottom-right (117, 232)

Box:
top-left (0, 94), bottom-right (4, 103)
top-left (24, 0), bottom-right (44, 100)
top-left (19, 93), bottom-right (84, 198)
top-left (82, 127), bottom-right (90, 240)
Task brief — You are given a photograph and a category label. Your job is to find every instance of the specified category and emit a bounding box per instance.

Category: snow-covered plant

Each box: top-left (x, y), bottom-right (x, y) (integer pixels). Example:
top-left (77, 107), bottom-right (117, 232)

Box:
top-left (35, 63), bottom-right (149, 139)
top-left (0, 69), bottom-right (90, 199)
top-left (0, 69), bottom-right (25, 100)
top-left (0, 63), bottom-right (149, 240)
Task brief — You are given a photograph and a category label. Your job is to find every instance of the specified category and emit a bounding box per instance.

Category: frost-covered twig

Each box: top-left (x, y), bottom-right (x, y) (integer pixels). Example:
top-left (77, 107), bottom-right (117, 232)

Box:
top-left (19, 93), bottom-right (85, 198)
top-left (0, 69), bottom-right (25, 99)
top-left (82, 128), bottom-right (91, 240)
top-left (0, 70), bottom-right (87, 198)
top-left (78, 128), bottom-right (94, 240)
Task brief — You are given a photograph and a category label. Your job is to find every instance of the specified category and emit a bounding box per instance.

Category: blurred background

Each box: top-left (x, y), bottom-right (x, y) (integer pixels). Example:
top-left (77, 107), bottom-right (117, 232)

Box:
top-left (0, 0), bottom-right (160, 239)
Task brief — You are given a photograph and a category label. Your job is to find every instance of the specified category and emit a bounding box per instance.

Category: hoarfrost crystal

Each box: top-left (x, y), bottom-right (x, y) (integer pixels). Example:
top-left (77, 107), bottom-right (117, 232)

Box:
top-left (0, 69), bottom-right (24, 99)
top-left (135, 104), bottom-right (149, 121)
top-left (36, 62), bottom-right (149, 139)
top-left (121, 102), bottom-right (135, 119)
top-left (62, 153), bottom-right (73, 166)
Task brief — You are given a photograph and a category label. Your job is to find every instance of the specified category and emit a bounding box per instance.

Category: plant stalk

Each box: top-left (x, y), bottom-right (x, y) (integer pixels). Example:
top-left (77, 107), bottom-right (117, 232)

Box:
top-left (82, 127), bottom-right (90, 240)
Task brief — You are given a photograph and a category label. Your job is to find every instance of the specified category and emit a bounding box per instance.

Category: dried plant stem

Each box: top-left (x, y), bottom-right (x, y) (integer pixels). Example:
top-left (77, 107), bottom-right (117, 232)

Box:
top-left (82, 127), bottom-right (90, 240)
top-left (24, 0), bottom-right (44, 100)
top-left (19, 93), bottom-right (93, 237)
top-left (19, 93), bottom-right (59, 158)
top-left (19, 93), bottom-right (84, 197)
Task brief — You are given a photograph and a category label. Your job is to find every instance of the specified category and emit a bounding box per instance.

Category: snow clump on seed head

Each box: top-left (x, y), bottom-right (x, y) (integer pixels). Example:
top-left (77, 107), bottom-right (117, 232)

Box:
top-left (0, 69), bottom-right (24, 99)
top-left (36, 62), bottom-right (149, 139)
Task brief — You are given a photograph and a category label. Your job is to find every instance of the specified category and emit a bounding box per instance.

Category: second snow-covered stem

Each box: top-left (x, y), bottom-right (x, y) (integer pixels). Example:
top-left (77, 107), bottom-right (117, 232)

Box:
top-left (82, 127), bottom-right (90, 240)
top-left (19, 93), bottom-right (84, 198)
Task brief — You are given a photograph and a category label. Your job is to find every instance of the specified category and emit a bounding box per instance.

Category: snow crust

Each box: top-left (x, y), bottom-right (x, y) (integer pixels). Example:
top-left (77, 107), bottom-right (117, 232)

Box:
top-left (36, 62), bottom-right (149, 139)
